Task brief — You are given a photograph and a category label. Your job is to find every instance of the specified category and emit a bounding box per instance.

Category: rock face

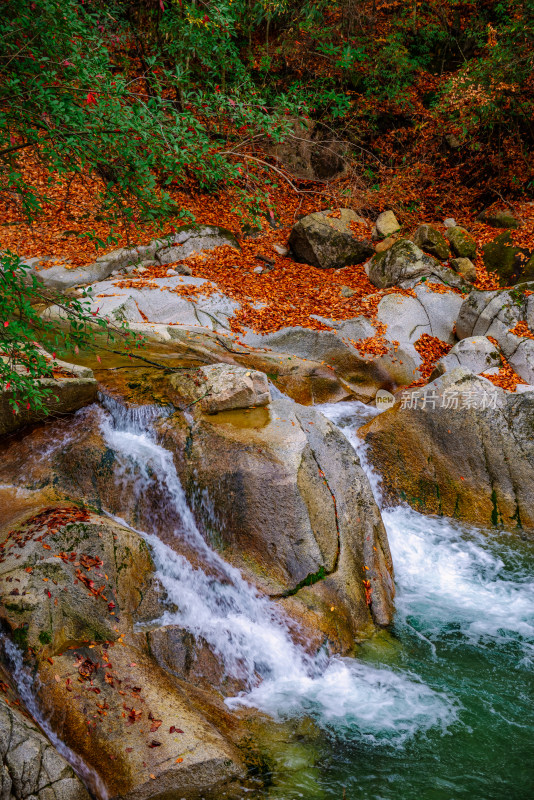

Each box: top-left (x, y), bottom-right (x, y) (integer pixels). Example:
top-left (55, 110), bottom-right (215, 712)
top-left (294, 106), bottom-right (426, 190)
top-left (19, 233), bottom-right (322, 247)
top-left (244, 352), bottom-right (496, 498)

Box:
top-left (288, 209), bottom-right (373, 269)
top-left (446, 226), bottom-right (477, 259)
top-left (154, 225), bottom-right (239, 266)
top-left (482, 231), bottom-right (534, 286)
top-left (413, 224), bottom-right (449, 260)
top-left (0, 695), bottom-right (90, 800)
top-left (195, 364), bottom-right (271, 414)
top-left (0, 358), bottom-right (97, 438)
top-left (374, 280), bottom-right (464, 384)
top-left (159, 395), bottom-right (395, 648)
top-left (0, 505), bottom-right (244, 800)
top-left (46, 274), bottom-right (241, 331)
top-left (367, 239), bottom-right (467, 290)
top-left (456, 282), bottom-right (534, 384)
top-left (26, 226), bottom-right (239, 290)
top-left (372, 210), bottom-right (400, 240)
top-left (429, 336), bottom-right (502, 380)
top-left (361, 368), bottom-right (534, 533)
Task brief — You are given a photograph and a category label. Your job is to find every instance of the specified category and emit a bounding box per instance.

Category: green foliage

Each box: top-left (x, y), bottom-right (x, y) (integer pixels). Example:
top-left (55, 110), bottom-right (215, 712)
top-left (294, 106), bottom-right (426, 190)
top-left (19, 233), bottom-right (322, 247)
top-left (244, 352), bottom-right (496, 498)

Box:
top-left (0, 251), bottom-right (141, 412)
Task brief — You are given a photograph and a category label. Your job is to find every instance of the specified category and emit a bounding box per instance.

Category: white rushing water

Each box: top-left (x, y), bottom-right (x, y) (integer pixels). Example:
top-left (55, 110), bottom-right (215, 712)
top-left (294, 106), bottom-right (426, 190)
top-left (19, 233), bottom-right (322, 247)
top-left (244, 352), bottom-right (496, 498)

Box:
top-left (319, 401), bottom-right (534, 664)
top-left (98, 395), bottom-right (455, 746)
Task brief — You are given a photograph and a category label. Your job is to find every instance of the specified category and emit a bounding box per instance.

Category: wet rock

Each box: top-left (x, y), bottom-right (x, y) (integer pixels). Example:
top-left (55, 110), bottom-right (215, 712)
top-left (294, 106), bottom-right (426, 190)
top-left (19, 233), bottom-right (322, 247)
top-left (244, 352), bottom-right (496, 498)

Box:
top-left (0, 695), bottom-right (90, 800)
top-left (240, 321), bottom-right (394, 403)
top-left (429, 336), bottom-right (502, 380)
top-left (196, 364), bottom-right (271, 414)
top-left (0, 506), bottom-right (244, 800)
top-left (361, 368), bottom-right (534, 534)
top-left (371, 210), bottom-right (400, 241)
top-left (288, 209), bottom-right (373, 270)
top-left (477, 208), bottom-right (521, 229)
top-left (367, 239), bottom-right (468, 290)
top-left (0, 357), bottom-right (97, 438)
top-left (159, 397), bottom-right (395, 649)
top-left (456, 282), bottom-right (534, 383)
top-left (446, 226), bottom-right (477, 260)
top-left (413, 224), bottom-right (449, 261)
top-left (450, 257), bottom-right (477, 282)
top-left (482, 231), bottom-right (534, 286)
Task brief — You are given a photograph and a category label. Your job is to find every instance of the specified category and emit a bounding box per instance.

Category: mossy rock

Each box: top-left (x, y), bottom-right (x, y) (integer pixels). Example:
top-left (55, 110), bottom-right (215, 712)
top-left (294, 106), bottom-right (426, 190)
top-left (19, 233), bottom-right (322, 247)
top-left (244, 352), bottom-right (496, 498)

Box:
top-left (446, 226), bottom-right (477, 259)
top-left (413, 224), bottom-right (450, 261)
top-left (482, 231), bottom-right (534, 286)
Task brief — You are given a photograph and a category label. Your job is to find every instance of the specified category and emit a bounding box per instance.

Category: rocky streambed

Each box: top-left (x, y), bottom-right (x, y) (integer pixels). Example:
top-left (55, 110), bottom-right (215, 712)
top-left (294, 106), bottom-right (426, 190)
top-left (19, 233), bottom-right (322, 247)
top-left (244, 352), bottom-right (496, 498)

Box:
top-left (1, 210), bottom-right (534, 799)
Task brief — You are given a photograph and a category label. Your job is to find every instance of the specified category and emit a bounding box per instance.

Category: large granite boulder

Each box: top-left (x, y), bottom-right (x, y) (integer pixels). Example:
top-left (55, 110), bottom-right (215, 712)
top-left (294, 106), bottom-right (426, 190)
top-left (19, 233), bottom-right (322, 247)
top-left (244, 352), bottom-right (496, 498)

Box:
top-left (367, 239), bottom-right (468, 290)
top-left (288, 209), bottom-right (373, 269)
top-left (45, 274), bottom-right (241, 331)
top-left (456, 283), bottom-right (534, 383)
top-left (25, 226), bottom-right (239, 290)
top-left (158, 392), bottom-right (395, 650)
top-left (430, 336), bottom-right (502, 380)
top-left (361, 368), bottom-right (534, 534)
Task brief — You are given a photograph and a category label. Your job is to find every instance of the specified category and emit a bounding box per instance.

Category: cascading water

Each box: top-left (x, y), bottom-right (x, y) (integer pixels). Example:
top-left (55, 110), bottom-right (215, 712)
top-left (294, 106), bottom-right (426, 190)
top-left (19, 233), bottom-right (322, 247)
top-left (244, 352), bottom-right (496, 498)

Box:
top-left (98, 394), bottom-right (455, 745)
top-left (316, 401), bottom-right (534, 800)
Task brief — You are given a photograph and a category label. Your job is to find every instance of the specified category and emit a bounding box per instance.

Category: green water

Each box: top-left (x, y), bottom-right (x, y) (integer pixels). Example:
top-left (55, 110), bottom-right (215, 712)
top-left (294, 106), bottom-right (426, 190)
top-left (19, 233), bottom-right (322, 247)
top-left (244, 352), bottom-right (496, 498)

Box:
top-left (259, 509), bottom-right (534, 800)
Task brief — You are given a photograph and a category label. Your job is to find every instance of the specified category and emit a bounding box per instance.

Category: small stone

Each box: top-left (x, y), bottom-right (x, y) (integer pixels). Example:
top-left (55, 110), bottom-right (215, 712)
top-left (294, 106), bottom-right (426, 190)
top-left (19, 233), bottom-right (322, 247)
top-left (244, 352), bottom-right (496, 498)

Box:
top-left (272, 243), bottom-right (289, 257)
top-left (450, 257), bottom-right (477, 282)
top-left (372, 210), bottom-right (400, 241)
top-left (253, 266), bottom-right (263, 274)
top-left (198, 364), bottom-right (271, 414)
top-left (340, 285), bottom-right (356, 298)
top-left (443, 218), bottom-right (457, 228)
top-left (374, 235), bottom-right (397, 253)
top-left (137, 266), bottom-right (147, 273)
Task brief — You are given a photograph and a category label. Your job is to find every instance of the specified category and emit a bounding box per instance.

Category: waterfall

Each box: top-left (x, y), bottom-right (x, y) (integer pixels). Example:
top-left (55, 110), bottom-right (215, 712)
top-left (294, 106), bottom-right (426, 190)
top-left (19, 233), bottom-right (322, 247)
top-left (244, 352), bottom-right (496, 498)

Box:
top-left (97, 395), bottom-right (456, 746)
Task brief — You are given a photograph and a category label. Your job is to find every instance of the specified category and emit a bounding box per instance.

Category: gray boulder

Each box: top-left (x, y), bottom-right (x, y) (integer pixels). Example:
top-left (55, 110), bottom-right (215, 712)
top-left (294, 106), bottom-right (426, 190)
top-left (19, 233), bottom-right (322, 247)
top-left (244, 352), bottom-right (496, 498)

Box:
top-left (289, 209), bottom-right (373, 269)
top-left (46, 274), bottom-right (241, 331)
top-left (456, 283), bottom-right (534, 383)
top-left (413, 224), bottom-right (449, 260)
top-left (430, 336), bottom-right (502, 380)
top-left (265, 117), bottom-right (348, 181)
top-left (367, 239), bottom-right (468, 289)
top-left (160, 397), bottom-right (395, 648)
top-left (196, 364), bottom-right (271, 414)
top-left (155, 224), bottom-right (239, 266)
top-left (446, 226), bottom-right (477, 259)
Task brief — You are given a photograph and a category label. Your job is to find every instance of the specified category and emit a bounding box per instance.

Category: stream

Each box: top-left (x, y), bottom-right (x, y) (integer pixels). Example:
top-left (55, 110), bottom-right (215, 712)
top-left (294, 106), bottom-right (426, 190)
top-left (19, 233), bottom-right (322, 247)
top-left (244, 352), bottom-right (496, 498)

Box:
top-left (3, 394), bottom-right (534, 799)
top-left (99, 396), bottom-right (534, 800)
